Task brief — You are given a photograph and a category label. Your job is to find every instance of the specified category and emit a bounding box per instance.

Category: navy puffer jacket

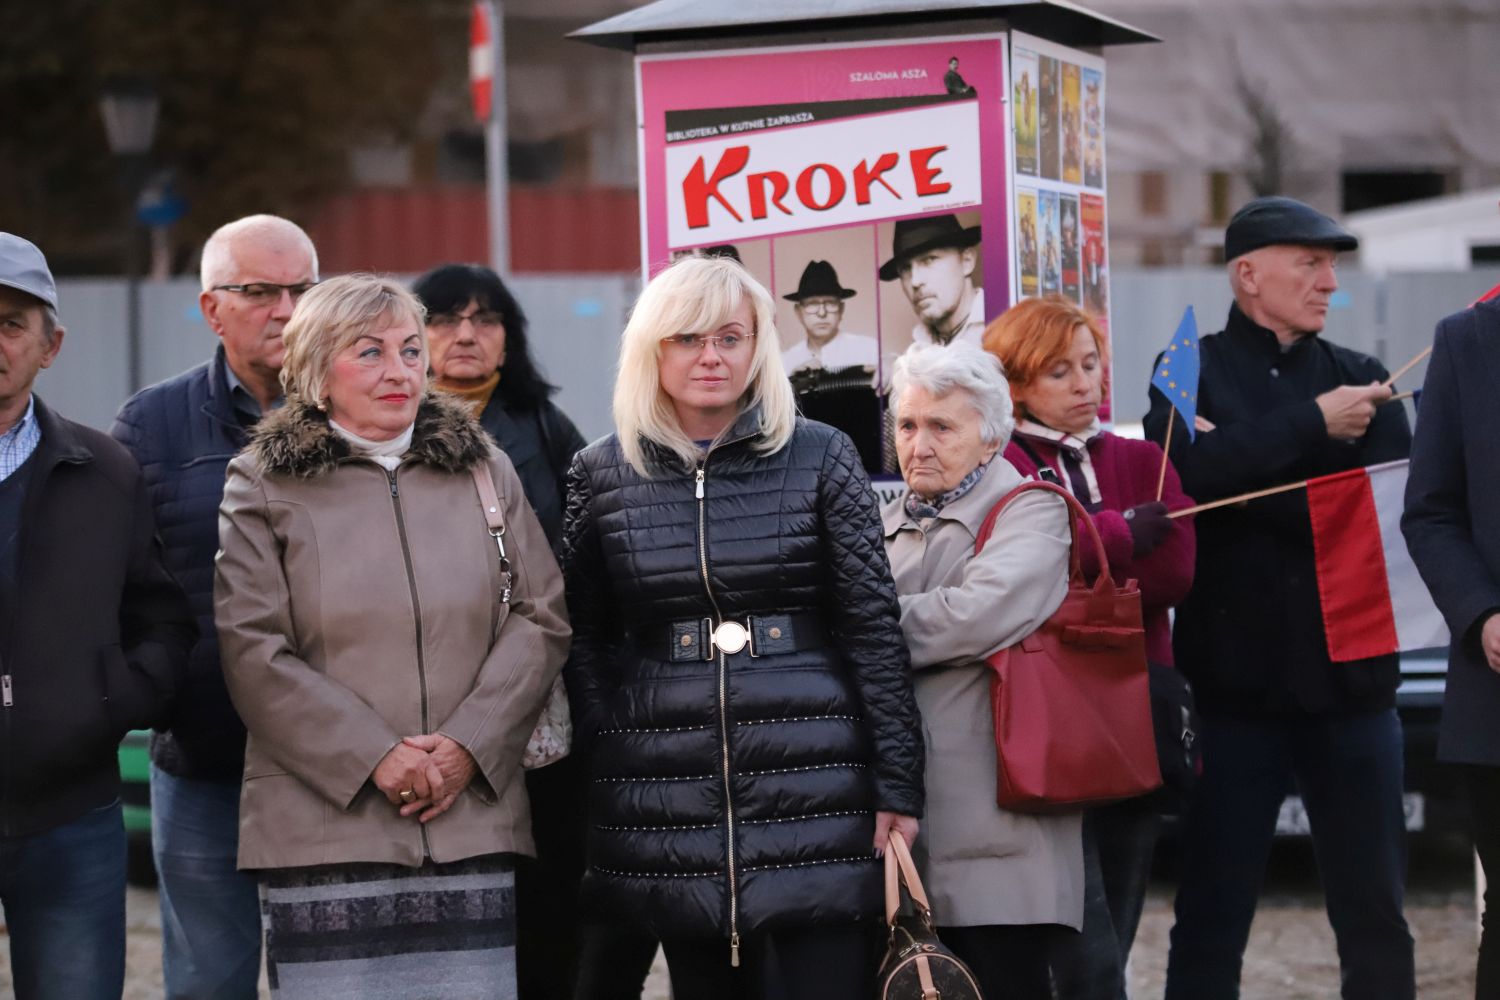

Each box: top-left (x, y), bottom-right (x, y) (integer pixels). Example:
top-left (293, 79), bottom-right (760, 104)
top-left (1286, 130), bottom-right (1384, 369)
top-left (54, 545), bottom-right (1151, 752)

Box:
top-left (561, 411), bottom-right (924, 945)
top-left (111, 347), bottom-right (253, 780)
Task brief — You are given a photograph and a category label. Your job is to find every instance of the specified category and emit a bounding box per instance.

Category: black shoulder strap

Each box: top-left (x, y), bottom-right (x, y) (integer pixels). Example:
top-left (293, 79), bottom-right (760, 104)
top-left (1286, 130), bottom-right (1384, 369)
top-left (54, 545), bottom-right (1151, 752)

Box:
top-left (1012, 435), bottom-right (1064, 487)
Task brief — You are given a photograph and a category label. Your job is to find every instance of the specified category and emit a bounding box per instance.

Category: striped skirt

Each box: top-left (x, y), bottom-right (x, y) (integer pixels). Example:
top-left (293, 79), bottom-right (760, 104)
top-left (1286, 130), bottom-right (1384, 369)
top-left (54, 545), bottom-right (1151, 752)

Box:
top-left (259, 854), bottom-right (516, 1000)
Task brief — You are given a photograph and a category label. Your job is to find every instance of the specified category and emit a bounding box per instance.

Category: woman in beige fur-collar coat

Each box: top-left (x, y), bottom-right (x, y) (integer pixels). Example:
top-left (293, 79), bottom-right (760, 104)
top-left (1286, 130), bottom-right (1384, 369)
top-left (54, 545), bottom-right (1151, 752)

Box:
top-left (881, 342), bottom-right (1082, 1000)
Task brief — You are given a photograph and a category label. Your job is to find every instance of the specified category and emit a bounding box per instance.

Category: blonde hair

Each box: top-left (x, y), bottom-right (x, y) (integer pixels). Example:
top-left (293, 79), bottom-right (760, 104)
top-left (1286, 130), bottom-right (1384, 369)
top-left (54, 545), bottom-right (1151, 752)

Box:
top-left (280, 274), bottom-right (428, 404)
top-left (613, 256), bottom-right (796, 475)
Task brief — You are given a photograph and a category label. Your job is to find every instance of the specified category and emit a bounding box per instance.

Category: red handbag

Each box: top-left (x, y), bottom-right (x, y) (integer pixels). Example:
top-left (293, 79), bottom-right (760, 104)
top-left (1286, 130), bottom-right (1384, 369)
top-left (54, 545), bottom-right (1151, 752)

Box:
top-left (975, 480), bottom-right (1162, 812)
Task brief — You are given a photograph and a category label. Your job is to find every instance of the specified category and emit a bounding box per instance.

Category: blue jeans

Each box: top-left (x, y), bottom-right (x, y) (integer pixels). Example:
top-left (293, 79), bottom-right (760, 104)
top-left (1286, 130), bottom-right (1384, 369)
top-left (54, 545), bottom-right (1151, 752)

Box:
top-left (151, 765), bottom-right (261, 1000)
top-left (0, 800), bottom-right (126, 1000)
top-left (1164, 709), bottom-right (1415, 1000)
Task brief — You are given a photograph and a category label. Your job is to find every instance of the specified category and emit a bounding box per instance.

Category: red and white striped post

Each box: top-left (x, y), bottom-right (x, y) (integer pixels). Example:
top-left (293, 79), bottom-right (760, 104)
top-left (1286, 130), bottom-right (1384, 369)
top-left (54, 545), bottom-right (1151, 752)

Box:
top-left (470, 1), bottom-right (508, 276)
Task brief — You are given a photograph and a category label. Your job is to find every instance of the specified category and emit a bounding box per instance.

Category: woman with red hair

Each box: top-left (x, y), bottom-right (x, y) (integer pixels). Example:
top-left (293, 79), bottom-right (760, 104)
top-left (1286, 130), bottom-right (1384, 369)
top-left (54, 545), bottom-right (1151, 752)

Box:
top-left (984, 296), bottom-right (1196, 1000)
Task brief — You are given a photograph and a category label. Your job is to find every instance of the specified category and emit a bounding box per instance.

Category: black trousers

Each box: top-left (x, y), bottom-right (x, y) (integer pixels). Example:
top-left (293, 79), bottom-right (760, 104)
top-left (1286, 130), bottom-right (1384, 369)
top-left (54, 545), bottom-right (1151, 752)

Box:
top-left (661, 924), bottom-right (877, 1000)
top-left (518, 756), bottom-right (658, 1000)
top-left (1461, 764), bottom-right (1500, 1000)
top-left (938, 924), bottom-right (1067, 1000)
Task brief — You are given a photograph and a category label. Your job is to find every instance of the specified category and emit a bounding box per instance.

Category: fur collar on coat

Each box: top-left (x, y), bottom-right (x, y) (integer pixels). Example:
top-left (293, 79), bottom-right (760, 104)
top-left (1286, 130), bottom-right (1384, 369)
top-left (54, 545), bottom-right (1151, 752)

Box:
top-left (249, 390), bottom-right (493, 478)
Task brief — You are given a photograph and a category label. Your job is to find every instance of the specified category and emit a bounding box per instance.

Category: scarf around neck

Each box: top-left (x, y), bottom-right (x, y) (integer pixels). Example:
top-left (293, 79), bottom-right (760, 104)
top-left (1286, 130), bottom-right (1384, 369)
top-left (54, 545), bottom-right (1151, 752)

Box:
top-left (330, 418), bottom-right (414, 471)
top-left (904, 458), bottom-right (993, 520)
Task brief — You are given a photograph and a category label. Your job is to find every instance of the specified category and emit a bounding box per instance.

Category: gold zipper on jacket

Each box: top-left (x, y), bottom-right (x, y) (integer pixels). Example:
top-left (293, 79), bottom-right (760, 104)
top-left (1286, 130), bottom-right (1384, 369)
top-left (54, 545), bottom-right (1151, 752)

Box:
top-left (696, 461), bottom-right (741, 967)
top-left (386, 467), bottom-right (432, 861)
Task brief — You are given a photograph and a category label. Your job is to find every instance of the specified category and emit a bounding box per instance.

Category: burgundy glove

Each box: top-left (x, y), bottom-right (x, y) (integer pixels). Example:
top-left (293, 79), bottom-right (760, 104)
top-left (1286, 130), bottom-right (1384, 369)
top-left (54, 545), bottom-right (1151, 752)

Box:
top-left (1122, 501), bottom-right (1172, 558)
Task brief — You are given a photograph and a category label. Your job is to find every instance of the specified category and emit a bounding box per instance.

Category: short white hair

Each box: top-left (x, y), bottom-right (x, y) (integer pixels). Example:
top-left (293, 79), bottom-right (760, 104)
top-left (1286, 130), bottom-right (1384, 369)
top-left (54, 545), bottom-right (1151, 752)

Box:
top-left (200, 215), bottom-right (319, 291)
top-left (890, 342), bottom-right (1015, 447)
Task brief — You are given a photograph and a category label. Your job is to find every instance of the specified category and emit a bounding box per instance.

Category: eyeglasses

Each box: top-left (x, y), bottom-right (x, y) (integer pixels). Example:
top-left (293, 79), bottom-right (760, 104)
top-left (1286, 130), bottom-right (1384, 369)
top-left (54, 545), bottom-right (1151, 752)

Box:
top-left (797, 301), bottom-right (843, 315)
top-left (661, 332), bottom-right (756, 356)
top-left (428, 309), bottom-right (505, 332)
top-left (212, 282), bottom-right (318, 305)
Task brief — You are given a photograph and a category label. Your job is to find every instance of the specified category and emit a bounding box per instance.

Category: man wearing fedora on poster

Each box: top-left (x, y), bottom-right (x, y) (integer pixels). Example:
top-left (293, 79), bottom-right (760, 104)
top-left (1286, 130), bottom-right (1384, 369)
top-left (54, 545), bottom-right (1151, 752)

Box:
top-left (781, 260), bottom-right (878, 374)
top-left (782, 259), bottom-right (883, 472)
top-left (880, 214), bottom-right (985, 349)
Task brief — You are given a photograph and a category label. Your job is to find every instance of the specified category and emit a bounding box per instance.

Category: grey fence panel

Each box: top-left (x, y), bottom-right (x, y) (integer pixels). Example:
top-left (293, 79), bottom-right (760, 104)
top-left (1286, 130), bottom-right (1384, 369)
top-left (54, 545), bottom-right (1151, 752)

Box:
top-left (34, 280), bottom-right (132, 432)
top-left (1382, 270), bottom-right (1500, 395)
top-left (507, 274), bottom-right (641, 443)
top-left (1106, 270), bottom-right (1234, 427)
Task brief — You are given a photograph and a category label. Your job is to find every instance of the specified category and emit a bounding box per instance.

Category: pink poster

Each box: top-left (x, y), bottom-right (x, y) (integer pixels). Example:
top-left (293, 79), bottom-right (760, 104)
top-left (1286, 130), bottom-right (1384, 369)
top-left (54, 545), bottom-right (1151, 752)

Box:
top-left (637, 37), bottom-right (1011, 475)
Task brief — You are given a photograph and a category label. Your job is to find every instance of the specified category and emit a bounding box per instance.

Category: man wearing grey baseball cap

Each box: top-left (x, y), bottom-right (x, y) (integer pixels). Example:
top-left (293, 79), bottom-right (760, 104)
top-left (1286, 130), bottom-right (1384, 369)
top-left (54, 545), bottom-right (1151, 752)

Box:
top-left (1144, 198), bottom-right (1416, 999)
top-left (0, 233), bottom-right (194, 998)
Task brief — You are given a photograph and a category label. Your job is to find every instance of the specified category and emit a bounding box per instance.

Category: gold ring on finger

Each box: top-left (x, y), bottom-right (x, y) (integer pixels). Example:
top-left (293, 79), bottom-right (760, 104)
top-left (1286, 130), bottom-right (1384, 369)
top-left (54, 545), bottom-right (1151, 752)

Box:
top-left (399, 789), bottom-right (416, 804)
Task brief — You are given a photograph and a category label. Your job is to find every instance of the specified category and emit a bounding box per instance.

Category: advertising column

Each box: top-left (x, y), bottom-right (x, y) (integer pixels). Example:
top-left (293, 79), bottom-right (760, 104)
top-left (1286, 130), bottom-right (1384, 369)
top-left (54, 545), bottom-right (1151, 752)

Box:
top-left (1010, 30), bottom-right (1113, 413)
top-left (638, 36), bottom-right (1012, 475)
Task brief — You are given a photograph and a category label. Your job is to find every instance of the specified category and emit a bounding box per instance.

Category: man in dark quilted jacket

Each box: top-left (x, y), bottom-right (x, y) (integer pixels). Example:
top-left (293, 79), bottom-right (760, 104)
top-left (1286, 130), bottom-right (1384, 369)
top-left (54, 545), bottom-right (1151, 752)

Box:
top-left (111, 214), bottom-right (318, 1000)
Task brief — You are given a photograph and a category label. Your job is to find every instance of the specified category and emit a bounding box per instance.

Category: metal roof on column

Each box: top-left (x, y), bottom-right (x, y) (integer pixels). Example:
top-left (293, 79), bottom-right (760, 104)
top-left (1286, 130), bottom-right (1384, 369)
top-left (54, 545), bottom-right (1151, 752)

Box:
top-left (570, 0), bottom-right (1158, 51)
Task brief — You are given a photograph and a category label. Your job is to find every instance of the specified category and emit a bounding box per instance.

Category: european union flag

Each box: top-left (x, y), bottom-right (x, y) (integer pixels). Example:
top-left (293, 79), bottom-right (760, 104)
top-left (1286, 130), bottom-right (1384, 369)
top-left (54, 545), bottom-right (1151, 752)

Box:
top-left (1151, 306), bottom-right (1201, 440)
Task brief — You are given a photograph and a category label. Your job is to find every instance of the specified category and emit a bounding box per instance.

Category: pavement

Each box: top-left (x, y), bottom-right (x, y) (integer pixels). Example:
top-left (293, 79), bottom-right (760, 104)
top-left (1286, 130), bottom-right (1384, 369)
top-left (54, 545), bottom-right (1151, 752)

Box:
top-left (0, 839), bottom-right (1479, 999)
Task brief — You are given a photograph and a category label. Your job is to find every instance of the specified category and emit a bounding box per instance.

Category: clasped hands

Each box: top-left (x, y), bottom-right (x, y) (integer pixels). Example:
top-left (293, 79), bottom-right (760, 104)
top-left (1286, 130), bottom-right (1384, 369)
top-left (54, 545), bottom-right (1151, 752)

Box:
top-left (372, 734), bottom-right (478, 823)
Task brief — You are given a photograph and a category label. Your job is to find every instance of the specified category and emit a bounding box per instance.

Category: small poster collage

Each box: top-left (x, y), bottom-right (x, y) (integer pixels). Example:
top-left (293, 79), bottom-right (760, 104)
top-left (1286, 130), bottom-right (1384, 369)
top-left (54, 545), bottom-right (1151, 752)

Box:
top-left (1010, 32), bottom-right (1110, 332)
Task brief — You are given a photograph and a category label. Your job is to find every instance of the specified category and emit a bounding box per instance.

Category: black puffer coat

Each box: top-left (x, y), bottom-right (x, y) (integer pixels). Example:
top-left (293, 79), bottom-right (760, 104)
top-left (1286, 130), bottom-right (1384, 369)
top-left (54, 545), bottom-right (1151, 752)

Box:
top-left (561, 411), bottom-right (924, 946)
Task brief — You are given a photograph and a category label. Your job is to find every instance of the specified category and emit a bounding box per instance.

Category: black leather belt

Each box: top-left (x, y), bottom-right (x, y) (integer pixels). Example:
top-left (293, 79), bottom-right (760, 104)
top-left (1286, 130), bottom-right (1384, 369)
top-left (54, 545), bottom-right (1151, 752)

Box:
top-left (631, 612), bottom-right (827, 662)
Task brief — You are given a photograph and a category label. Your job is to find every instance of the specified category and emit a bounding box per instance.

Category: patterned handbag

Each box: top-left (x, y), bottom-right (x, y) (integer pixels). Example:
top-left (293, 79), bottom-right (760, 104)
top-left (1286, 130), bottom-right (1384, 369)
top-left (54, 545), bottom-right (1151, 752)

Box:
top-left (876, 834), bottom-right (984, 1000)
top-left (469, 464), bottom-right (571, 770)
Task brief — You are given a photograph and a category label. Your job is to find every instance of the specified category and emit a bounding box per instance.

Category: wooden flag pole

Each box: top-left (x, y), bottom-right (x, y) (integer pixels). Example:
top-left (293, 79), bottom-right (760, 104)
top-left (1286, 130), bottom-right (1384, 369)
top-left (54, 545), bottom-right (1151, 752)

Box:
top-left (1168, 477), bottom-right (1309, 519)
top-left (1383, 346), bottom-right (1432, 389)
top-left (1155, 414), bottom-right (1175, 501)
top-left (1388, 390), bottom-right (1415, 404)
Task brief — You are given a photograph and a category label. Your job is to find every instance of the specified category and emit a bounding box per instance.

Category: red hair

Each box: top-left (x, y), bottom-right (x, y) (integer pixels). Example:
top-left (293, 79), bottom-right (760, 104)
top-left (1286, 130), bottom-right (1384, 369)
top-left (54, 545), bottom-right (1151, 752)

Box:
top-left (982, 296), bottom-right (1109, 418)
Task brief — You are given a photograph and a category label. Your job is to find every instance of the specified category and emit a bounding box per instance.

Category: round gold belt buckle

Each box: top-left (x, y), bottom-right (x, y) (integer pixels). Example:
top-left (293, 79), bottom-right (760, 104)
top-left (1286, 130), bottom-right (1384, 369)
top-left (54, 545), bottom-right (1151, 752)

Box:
top-left (712, 620), bottom-right (749, 655)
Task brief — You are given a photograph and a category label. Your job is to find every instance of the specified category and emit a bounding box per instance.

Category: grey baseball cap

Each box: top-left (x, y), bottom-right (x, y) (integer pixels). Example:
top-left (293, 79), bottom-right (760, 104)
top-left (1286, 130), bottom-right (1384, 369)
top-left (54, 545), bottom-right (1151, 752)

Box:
top-left (0, 233), bottom-right (58, 311)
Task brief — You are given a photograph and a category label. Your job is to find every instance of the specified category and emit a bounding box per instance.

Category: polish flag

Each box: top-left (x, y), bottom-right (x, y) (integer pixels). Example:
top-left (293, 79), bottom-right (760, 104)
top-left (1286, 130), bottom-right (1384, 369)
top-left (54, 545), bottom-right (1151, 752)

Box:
top-left (1306, 460), bottom-right (1449, 662)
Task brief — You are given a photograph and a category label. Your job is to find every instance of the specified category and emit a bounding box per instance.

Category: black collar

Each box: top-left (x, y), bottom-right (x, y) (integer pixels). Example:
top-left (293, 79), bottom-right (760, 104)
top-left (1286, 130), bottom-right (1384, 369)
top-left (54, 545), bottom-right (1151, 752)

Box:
top-left (1224, 303), bottom-right (1318, 360)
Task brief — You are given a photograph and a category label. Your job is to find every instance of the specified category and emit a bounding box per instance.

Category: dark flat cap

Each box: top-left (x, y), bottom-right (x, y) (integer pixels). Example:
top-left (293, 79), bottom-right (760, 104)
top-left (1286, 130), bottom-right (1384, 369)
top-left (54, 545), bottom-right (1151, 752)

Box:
top-left (1224, 196), bottom-right (1357, 261)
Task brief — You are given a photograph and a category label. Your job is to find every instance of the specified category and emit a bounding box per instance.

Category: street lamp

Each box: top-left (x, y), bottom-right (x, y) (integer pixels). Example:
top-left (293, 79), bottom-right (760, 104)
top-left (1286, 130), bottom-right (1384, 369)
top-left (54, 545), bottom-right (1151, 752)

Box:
top-left (99, 80), bottom-right (159, 393)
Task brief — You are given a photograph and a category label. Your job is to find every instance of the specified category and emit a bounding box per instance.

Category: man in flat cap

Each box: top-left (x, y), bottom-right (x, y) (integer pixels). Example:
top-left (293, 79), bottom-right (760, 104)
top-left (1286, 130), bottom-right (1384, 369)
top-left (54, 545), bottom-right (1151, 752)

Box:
top-left (781, 260), bottom-right (877, 374)
top-left (880, 213), bottom-right (985, 349)
top-left (1145, 197), bottom-right (1415, 998)
top-left (0, 233), bottom-right (193, 997)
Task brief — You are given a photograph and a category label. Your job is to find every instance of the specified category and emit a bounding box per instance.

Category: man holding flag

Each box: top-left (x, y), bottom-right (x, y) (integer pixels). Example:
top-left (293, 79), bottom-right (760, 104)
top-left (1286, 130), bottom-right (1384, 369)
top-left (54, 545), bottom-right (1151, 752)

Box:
top-left (1144, 196), bottom-right (1415, 999)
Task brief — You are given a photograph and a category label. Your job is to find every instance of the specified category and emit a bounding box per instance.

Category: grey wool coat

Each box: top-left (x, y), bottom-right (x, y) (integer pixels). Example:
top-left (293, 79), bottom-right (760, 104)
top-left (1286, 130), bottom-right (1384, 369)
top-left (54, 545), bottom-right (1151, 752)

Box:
top-left (882, 457), bottom-right (1085, 929)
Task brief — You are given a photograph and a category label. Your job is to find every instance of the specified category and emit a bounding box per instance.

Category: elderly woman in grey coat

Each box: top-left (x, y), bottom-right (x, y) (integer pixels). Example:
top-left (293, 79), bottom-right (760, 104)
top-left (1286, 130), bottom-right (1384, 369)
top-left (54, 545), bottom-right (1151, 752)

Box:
top-left (882, 342), bottom-right (1083, 1000)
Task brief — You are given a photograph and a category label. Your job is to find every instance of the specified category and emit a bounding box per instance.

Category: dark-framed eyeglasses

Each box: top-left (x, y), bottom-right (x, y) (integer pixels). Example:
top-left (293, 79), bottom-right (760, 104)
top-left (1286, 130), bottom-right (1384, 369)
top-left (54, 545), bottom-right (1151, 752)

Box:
top-left (428, 309), bottom-right (505, 332)
top-left (212, 282), bottom-right (318, 305)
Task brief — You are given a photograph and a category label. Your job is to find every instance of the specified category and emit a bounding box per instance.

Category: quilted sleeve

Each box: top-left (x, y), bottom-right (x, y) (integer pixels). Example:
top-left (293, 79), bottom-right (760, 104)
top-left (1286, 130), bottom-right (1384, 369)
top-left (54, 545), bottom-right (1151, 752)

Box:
top-left (816, 430), bottom-right (926, 817)
top-left (560, 451), bottom-right (621, 749)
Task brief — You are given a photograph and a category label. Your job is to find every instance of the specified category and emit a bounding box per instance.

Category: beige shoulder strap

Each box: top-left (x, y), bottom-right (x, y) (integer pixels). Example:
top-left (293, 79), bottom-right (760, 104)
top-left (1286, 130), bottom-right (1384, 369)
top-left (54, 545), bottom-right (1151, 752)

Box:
top-left (468, 463), bottom-right (513, 605)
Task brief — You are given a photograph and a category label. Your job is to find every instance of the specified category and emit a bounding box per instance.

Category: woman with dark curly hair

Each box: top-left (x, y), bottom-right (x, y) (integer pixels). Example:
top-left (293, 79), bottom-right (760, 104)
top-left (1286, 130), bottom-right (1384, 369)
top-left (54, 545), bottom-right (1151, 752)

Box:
top-left (412, 264), bottom-right (586, 549)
